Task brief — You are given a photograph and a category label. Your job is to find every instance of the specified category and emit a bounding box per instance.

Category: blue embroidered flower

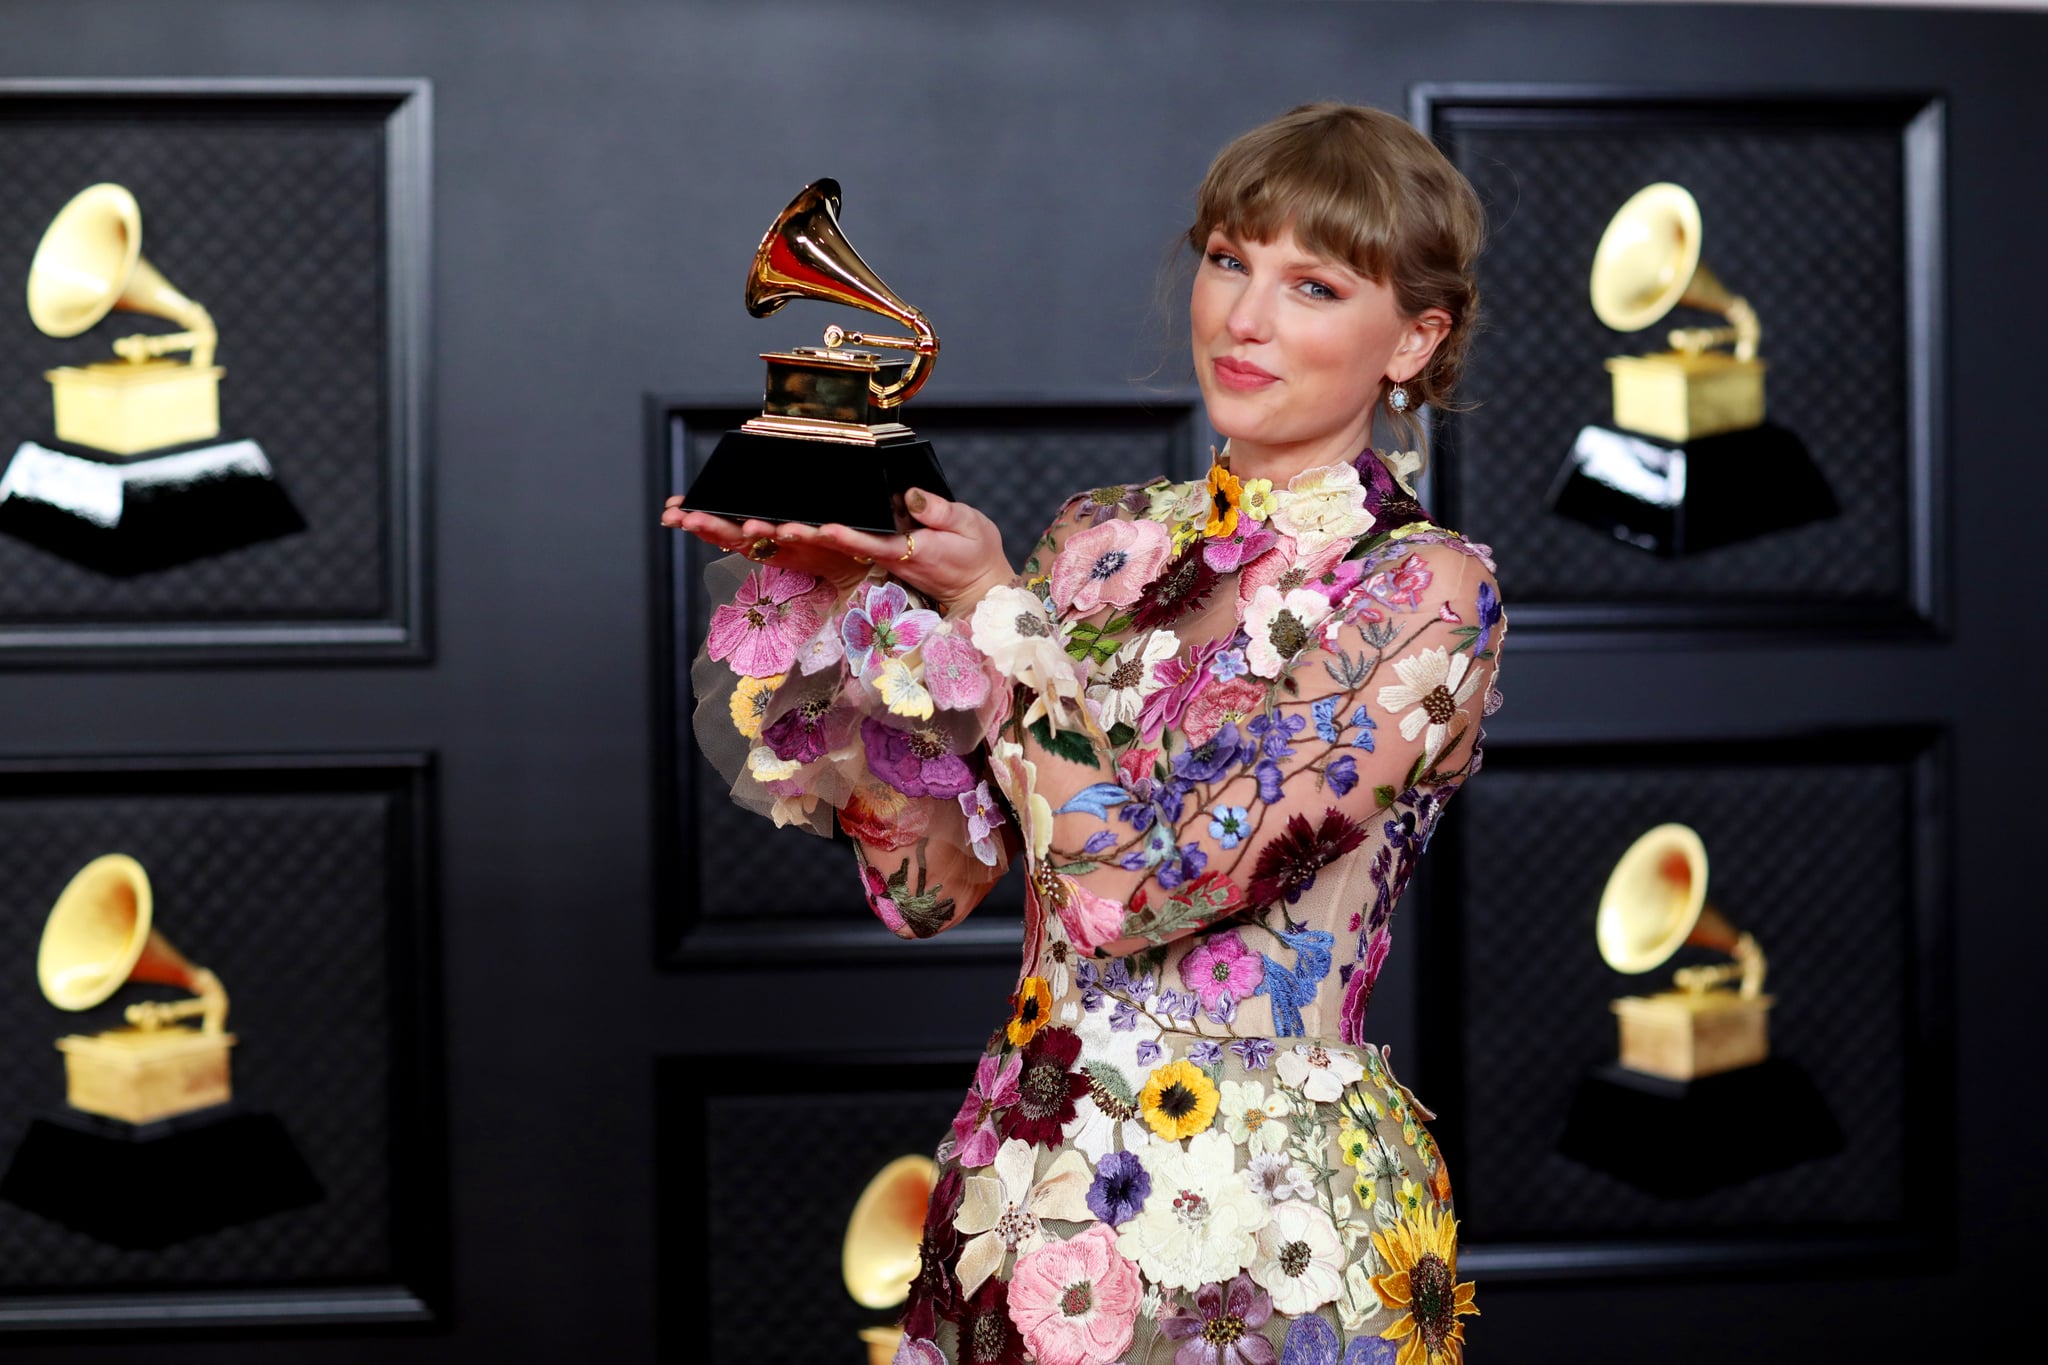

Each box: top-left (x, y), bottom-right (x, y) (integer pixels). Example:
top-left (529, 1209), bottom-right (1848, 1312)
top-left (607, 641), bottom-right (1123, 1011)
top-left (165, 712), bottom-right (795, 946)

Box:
top-left (1229, 1037), bottom-right (1276, 1070)
top-left (1210, 647), bottom-right (1249, 681)
top-left (1208, 804), bottom-right (1251, 849)
top-left (1350, 705), bottom-right (1377, 751)
top-left (1282, 1315), bottom-right (1340, 1365)
top-left (1312, 695), bottom-right (1343, 744)
top-left (1247, 711), bottom-right (1306, 760)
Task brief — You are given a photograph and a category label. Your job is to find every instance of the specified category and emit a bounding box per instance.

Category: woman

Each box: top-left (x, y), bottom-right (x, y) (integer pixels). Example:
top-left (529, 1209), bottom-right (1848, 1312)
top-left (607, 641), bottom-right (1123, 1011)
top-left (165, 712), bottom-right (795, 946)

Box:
top-left (667, 102), bottom-right (1502, 1365)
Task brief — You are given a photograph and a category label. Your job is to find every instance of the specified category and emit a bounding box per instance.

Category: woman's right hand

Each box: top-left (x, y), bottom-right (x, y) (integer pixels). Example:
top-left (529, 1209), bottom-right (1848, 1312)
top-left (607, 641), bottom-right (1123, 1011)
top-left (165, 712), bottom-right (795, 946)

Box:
top-left (783, 487), bottom-right (1015, 618)
top-left (661, 498), bottom-right (871, 597)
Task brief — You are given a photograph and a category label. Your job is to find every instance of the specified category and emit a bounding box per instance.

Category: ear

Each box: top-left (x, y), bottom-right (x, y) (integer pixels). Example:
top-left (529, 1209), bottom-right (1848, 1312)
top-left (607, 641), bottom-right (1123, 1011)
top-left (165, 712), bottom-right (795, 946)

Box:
top-left (1386, 307), bottom-right (1454, 384)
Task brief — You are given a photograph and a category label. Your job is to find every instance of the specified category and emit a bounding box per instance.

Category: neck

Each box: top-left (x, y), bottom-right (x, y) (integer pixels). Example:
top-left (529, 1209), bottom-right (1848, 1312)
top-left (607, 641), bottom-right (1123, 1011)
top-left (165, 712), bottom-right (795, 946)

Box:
top-left (1216, 412), bottom-right (1374, 488)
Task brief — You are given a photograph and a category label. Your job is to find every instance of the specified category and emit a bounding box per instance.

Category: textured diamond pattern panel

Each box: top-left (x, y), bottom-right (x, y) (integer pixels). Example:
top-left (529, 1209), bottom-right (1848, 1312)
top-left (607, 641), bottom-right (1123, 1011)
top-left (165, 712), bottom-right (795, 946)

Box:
top-left (1447, 746), bottom-right (1918, 1239)
top-left (676, 407), bottom-right (1197, 930)
top-left (0, 767), bottom-right (409, 1285)
top-left (0, 98), bottom-right (391, 621)
top-left (1440, 112), bottom-right (1912, 604)
top-left (682, 1068), bottom-right (967, 1365)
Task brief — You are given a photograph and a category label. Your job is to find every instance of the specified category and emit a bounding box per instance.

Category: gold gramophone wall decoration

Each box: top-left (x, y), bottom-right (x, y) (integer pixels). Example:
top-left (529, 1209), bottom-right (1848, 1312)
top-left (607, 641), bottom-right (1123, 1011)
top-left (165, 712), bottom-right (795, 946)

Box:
top-left (843, 1153), bottom-right (938, 1365)
top-left (36, 853), bottom-right (236, 1125)
top-left (680, 178), bottom-right (956, 535)
top-left (1549, 182), bottom-right (1834, 557)
top-left (1595, 822), bottom-right (1772, 1082)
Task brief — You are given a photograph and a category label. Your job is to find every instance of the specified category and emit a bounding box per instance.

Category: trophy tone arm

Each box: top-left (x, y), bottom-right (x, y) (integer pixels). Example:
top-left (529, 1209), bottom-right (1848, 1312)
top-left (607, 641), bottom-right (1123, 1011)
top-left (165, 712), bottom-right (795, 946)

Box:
top-left (822, 316), bottom-right (940, 409)
top-left (123, 965), bottom-right (231, 1036)
top-left (110, 286), bottom-right (217, 370)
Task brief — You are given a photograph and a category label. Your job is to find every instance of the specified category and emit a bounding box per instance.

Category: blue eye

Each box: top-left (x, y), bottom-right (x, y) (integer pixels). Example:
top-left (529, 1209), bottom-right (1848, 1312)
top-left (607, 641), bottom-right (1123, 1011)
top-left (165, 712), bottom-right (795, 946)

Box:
top-left (1208, 251), bottom-right (1246, 273)
top-left (1300, 279), bottom-right (1340, 302)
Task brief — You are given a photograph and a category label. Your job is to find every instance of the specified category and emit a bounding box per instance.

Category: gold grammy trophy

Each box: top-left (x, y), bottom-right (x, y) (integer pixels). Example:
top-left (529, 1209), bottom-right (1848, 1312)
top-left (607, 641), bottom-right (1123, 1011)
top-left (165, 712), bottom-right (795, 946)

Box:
top-left (1597, 822), bottom-right (1770, 1082)
top-left (37, 853), bottom-right (235, 1124)
top-left (1, 182), bottom-right (299, 575)
top-left (842, 1153), bottom-right (938, 1365)
top-left (1550, 183), bottom-right (1833, 556)
top-left (680, 179), bottom-right (956, 535)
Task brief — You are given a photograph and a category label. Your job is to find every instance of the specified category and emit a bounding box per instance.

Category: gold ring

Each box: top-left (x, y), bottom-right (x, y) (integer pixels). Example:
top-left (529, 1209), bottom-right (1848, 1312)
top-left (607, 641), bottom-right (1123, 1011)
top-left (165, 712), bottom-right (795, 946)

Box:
top-left (899, 534), bottom-right (916, 563)
top-left (745, 537), bottom-right (779, 562)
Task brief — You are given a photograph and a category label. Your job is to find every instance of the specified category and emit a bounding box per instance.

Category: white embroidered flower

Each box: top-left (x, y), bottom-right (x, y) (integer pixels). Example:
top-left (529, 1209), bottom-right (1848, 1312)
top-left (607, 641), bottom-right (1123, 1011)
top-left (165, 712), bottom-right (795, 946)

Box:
top-left (990, 740), bottom-right (1055, 861)
top-left (1063, 998), bottom-right (1163, 1163)
top-left (745, 745), bottom-right (801, 782)
top-left (1145, 478), bottom-right (1208, 534)
top-left (1242, 585), bottom-right (1334, 678)
top-left (768, 789), bottom-right (820, 828)
top-left (1270, 462), bottom-right (1374, 555)
top-left (872, 655), bottom-right (934, 719)
top-left (1087, 629), bottom-right (1179, 731)
top-left (952, 1137), bottom-right (1097, 1296)
top-left (1338, 1258), bottom-right (1385, 1332)
top-left (794, 626), bottom-right (845, 675)
top-left (970, 587), bottom-right (1083, 729)
top-left (1139, 1282), bottom-right (1167, 1322)
top-left (1218, 1080), bottom-right (1291, 1155)
top-left (1114, 1129), bottom-right (1269, 1291)
top-left (1329, 1191), bottom-right (1376, 1249)
top-left (1376, 645), bottom-right (1484, 763)
top-left (1250, 1199), bottom-right (1346, 1314)
top-left (1275, 1043), bottom-right (1364, 1104)
top-left (1384, 448), bottom-right (1424, 496)
top-left (1242, 1151), bottom-right (1315, 1205)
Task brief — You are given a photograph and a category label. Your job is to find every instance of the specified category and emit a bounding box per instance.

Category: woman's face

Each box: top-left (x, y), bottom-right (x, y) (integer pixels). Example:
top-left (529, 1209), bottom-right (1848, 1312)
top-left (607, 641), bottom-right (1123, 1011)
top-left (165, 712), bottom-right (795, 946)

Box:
top-left (1190, 224), bottom-right (1449, 472)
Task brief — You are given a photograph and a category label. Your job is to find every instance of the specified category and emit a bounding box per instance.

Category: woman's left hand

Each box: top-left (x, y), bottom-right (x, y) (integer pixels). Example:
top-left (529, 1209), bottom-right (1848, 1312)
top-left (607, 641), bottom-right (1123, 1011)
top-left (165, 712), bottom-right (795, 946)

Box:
top-left (743, 487), bottom-right (1015, 618)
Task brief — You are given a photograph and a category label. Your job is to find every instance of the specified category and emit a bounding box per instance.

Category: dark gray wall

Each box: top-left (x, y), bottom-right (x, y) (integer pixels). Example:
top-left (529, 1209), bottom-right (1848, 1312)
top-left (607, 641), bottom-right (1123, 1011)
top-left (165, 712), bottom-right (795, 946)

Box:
top-left (0, 0), bottom-right (2042, 1360)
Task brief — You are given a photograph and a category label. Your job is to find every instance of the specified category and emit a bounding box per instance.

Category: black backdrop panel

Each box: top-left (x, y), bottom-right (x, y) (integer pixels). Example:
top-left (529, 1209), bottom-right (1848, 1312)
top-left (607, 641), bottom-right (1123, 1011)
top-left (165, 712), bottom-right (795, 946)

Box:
top-left (0, 84), bottom-right (429, 659)
top-left (654, 400), bottom-right (1201, 963)
top-left (0, 756), bottom-right (440, 1325)
top-left (1425, 731), bottom-right (1946, 1269)
top-left (657, 1054), bottom-right (971, 1365)
top-left (1421, 92), bottom-right (1941, 633)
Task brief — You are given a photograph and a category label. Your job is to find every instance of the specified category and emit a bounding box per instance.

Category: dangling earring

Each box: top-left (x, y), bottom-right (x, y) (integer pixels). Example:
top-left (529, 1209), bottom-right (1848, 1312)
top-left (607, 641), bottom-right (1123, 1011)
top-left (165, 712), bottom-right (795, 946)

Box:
top-left (1387, 382), bottom-right (1411, 413)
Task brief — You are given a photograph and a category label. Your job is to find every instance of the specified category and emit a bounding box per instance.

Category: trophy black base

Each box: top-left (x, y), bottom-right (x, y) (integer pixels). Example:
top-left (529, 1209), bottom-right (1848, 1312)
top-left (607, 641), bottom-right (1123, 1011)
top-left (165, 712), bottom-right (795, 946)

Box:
top-left (1558, 1058), bottom-right (1843, 1199)
top-left (0, 1104), bottom-right (323, 1250)
top-left (0, 436), bottom-right (305, 576)
top-left (1548, 422), bottom-right (1837, 557)
top-left (682, 430), bottom-right (955, 536)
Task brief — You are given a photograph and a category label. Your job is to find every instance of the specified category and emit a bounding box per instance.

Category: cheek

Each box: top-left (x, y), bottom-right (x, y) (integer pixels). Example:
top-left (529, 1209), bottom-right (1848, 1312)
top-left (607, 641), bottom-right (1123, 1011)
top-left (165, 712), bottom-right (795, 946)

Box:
top-left (1188, 275), bottom-right (1230, 347)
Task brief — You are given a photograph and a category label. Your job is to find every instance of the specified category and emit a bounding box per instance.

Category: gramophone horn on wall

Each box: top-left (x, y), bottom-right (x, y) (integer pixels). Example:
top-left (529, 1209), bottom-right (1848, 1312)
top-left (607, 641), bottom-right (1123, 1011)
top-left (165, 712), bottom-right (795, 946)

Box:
top-left (1549, 182), bottom-right (1835, 556)
top-left (1597, 822), bottom-right (1772, 1081)
top-left (0, 182), bottom-right (302, 576)
top-left (679, 178), bottom-right (956, 535)
top-left (843, 1153), bottom-right (938, 1365)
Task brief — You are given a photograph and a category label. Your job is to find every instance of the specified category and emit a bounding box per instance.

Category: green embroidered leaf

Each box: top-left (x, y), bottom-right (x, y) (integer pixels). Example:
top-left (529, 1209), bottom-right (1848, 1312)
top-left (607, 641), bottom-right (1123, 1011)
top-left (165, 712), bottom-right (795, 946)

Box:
top-left (1373, 784), bottom-right (1398, 809)
top-left (1028, 716), bottom-right (1100, 767)
top-left (1204, 1062), bottom-right (1226, 1088)
top-left (1106, 722), bottom-right (1136, 749)
top-left (1404, 749), bottom-right (1429, 789)
top-left (1050, 860), bottom-right (1101, 876)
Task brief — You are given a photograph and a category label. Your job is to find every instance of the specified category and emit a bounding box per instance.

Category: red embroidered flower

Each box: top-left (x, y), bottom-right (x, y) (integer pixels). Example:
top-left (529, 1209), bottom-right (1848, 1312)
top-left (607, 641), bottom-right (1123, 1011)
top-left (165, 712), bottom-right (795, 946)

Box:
top-left (955, 1277), bottom-right (1026, 1365)
top-left (1130, 543), bottom-right (1220, 631)
top-left (1000, 1025), bottom-right (1089, 1146)
top-left (1246, 809), bottom-right (1369, 907)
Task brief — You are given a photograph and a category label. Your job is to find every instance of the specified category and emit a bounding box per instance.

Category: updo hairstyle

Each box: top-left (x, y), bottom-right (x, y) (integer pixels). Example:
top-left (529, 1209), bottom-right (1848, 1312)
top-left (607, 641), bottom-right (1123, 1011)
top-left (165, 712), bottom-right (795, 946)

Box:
top-left (1187, 102), bottom-right (1485, 459)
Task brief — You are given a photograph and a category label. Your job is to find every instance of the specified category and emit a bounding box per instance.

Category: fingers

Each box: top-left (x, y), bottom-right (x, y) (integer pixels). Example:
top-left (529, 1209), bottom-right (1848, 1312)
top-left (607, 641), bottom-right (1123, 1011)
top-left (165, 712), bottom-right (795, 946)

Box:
top-left (904, 486), bottom-right (953, 530)
top-left (786, 520), bottom-right (899, 564)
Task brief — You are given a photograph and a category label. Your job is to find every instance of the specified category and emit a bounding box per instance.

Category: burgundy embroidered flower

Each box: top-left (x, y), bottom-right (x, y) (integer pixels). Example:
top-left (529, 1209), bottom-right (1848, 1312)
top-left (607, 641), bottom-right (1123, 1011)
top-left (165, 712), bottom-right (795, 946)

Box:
top-left (839, 787), bottom-right (930, 852)
top-left (1131, 542), bottom-right (1220, 631)
top-left (762, 685), bottom-right (853, 763)
top-left (862, 716), bottom-right (975, 799)
top-left (1050, 516), bottom-right (1172, 616)
top-left (1000, 1025), bottom-right (1089, 1146)
top-left (1246, 809), bottom-right (1369, 907)
top-left (955, 1277), bottom-right (1026, 1365)
top-left (950, 1051), bottom-right (1023, 1169)
top-left (898, 1166), bottom-right (964, 1340)
top-left (859, 856), bottom-right (907, 936)
top-left (705, 565), bottom-right (836, 678)
top-left (1159, 1272), bottom-right (1276, 1365)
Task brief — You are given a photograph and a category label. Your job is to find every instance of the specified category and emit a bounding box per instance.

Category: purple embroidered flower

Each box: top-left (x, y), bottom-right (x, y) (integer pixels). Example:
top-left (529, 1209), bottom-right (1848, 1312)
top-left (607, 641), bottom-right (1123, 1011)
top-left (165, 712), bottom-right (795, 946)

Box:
top-left (1174, 721), bottom-right (1251, 784)
top-left (762, 686), bottom-right (853, 763)
top-left (1178, 929), bottom-right (1266, 1012)
top-left (891, 1338), bottom-right (946, 1365)
top-left (1247, 711), bottom-right (1306, 760)
top-left (921, 628), bottom-right (991, 711)
top-left (1210, 648), bottom-right (1249, 682)
top-left (1255, 760), bottom-right (1285, 805)
top-left (1135, 1038), bottom-right (1164, 1067)
top-left (840, 580), bottom-right (941, 680)
top-left (1473, 578), bottom-right (1504, 655)
top-left (1188, 1039), bottom-right (1223, 1067)
top-left (1280, 1315), bottom-right (1340, 1365)
top-left (1110, 1000), bottom-right (1139, 1032)
top-left (1325, 754), bottom-right (1358, 798)
top-left (860, 716), bottom-right (974, 799)
top-left (1230, 1037), bottom-right (1277, 1071)
top-left (1157, 988), bottom-right (1199, 1024)
top-left (1087, 1149), bottom-right (1151, 1226)
top-left (1082, 829), bottom-right (1119, 856)
top-left (1155, 842), bottom-right (1209, 891)
top-left (1340, 1338), bottom-right (1399, 1365)
top-left (1160, 1273), bottom-right (1275, 1365)
top-left (959, 780), bottom-right (1007, 866)
top-left (705, 565), bottom-right (835, 678)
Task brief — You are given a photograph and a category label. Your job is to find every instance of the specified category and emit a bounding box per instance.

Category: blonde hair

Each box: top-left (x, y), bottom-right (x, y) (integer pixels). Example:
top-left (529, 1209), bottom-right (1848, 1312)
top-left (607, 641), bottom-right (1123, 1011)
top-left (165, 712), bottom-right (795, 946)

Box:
top-left (1187, 102), bottom-right (1485, 459)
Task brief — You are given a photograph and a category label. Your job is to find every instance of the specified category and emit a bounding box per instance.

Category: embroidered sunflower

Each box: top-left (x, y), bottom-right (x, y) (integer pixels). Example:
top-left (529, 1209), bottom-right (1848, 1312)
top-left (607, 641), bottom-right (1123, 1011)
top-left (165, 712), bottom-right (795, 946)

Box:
top-left (1205, 460), bottom-right (1244, 539)
top-left (728, 673), bottom-right (786, 739)
top-left (1138, 1060), bottom-right (1220, 1142)
top-left (1371, 1203), bottom-right (1479, 1365)
top-left (1006, 976), bottom-right (1053, 1047)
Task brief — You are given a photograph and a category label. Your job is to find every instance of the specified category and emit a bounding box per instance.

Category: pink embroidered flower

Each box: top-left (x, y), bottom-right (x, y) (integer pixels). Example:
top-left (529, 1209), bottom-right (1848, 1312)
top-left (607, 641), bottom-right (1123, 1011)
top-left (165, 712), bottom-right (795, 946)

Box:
top-left (1137, 637), bottom-right (1227, 743)
top-left (1006, 1223), bottom-right (1143, 1365)
top-left (1201, 519), bottom-right (1278, 574)
top-left (1243, 585), bottom-right (1334, 678)
top-left (1045, 872), bottom-right (1126, 953)
top-left (1237, 534), bottom-right (1351, 614)
top-left (1340, 926), bottom-right (1393, 1045)
top-left (860, 857), bottom-right (908, 936)
top-left (950, 1050), bottom-right (1024, 1169)
top-left (705, 566), bottom-right (835, 678)
top-left (1363, 550), bottom-right (1434, 611)
top-left (921, 628), bottom-right (991, 711)
top-left (1049, 517), bottom-right (1171, 616)
top-left (840, 580), bottom-right (941, 680)
top-left (1179, 678), bottom-right (1266, 746)
top-left (860, 717), bottom-right (975, 799)
top-left (1178, 929), bottom-right (1266, 1012)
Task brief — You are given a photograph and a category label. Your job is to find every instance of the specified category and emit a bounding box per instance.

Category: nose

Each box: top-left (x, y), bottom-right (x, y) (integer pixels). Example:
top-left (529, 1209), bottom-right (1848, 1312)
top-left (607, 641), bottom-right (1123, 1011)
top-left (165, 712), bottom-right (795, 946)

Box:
top-left (1226, 280), bottom-right (1273, 345)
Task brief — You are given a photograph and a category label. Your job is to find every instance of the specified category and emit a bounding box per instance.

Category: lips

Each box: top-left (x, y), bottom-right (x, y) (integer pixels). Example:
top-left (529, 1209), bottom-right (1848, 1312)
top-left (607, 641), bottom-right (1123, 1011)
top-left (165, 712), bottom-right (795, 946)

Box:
top-left (1213, 356), bottom-right (1278, 391)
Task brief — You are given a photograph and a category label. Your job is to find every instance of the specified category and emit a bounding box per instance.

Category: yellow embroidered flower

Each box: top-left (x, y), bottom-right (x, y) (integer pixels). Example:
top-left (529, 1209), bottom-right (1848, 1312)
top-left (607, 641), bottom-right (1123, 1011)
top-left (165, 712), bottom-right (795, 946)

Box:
top-left (1395, 1178), bottom-right (1425, 1216)
top-left (728, 673), bottom-right (786, 739)
top-left (1006, 976), bottom-right (1053, 1047)
top-left (1138, 1059), bottom-right (1220, 1141)
top-left (1170, 519), bottom-right (1203, 554)
top-left (1338, 1125), bottom-right (1374, 1168)
top-left (1388, 520), bottom-right (1446, 541)
top-left (745, 745), bottom-right (801, 782)
top-left (1371, 1203), bottom-right (1479, 1365)
top-left (1205, 461), bottom-right (1243, 539)
top-left (874, 656), bottom-right (934, 718)
top-left (1353, 1173), bottom-right (1380, 1208)
top-left (1339, 1088), bottom-right (1385, 1129)
top-left (1240, 477), bottom-right (1277, 521)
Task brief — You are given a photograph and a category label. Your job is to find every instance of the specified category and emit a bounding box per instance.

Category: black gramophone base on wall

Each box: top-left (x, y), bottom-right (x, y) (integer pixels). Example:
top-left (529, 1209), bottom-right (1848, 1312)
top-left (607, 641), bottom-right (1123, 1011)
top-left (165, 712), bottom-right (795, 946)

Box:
top-left (0, 1103), bottom-right (323, 1250)
top-left (0, 437), bottom-right (305, 576)
top-left (683, 430), bottom-right (955, 536)
top-left (1548, 422), bottom-right (1837, 557)
top-left (1558, 1058), bottom-right (1843, 1199)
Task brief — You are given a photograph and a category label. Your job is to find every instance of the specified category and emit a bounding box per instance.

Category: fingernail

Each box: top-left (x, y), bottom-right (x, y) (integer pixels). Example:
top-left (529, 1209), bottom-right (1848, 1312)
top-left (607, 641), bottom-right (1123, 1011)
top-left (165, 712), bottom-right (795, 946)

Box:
top-left (906, 489), bottom-right (928, 513)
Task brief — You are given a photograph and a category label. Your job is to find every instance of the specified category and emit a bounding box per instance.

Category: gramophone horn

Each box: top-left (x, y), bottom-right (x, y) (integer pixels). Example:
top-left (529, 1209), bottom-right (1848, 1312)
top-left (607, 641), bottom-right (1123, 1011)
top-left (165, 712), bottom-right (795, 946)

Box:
top-left (27, 183), bottom-right (216, 367)
top-left (36, 852), bottom-right (226, 1032)
top-left (1596, 822), bottom-right (1765, 997)
top-left (842, 1153), bottom-right (938, 1311)
top-left (1589, 182), bottom-right (1756, 361)
top-left (745, 178), bottom-right (937, 408)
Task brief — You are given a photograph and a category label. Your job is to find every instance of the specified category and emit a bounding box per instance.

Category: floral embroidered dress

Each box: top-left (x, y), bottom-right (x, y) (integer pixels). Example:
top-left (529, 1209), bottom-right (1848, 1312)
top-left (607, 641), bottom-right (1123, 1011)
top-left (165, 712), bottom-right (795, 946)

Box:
top-left (692, 448), bottom-right (1506, 1365)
